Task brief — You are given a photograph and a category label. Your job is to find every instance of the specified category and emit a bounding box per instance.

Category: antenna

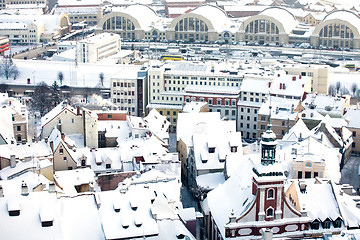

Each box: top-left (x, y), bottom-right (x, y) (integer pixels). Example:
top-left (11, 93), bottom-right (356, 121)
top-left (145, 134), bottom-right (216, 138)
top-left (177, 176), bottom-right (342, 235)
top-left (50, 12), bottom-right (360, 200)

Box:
top-left (268, 93), bottom-right (272, 130)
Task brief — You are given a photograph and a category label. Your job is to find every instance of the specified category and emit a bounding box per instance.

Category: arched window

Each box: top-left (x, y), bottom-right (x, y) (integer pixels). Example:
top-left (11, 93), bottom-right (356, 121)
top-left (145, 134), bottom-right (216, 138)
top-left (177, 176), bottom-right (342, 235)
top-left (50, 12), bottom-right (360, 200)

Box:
top-left (266, 207), bottom-right (274, 217)
top-left (267, 188), bottom-right (274, 199)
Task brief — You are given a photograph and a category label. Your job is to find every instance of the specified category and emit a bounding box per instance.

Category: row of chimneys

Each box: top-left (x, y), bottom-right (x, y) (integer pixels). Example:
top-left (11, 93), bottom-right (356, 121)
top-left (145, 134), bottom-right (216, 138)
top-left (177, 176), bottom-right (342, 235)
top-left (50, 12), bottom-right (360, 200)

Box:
top-left (0, 181), bottom-right (56, 198)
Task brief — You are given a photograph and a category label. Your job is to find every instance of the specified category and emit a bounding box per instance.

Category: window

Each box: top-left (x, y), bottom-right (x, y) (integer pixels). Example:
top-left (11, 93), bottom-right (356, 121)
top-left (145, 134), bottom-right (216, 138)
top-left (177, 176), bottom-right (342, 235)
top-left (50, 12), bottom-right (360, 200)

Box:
top-left (231, 146), bottom-right (237, 153)
top-left (353, 131), bottom-right (356, 137)
top-left (322, 219), bottom-right (331, 229)
top-left (241, 108), bottom-right (244, 112)
top-left (247, 109), bottom-right (250, 113)
top-left (59, 148), bottom-right (64, 155)
top-left (261, 116), bottom-right (266, 121)
top-left (267, 189), bottom-right (274, 199)
top-left (17, 126), bottom-right (21, 131)
top-left (225, 110), bottom-right (229, 115)
top-left (297, 171), bottom-right (302, 179)
top-left (261, 125), bottom-right (265, 130)
top-left (266, 207), bottom-right (274, 217)
top-left (208, 147), bottom-right (215, 153)
top-left (225, 100), bottom-right (229, 106)
top-left (217, 99), bottom-right (221, 105)
top-left (232, 110), bottom-right (236, 116)
top-left (108, 114), bottom-right (112, 119)
top-left (208, 99), bottom-right (213, 105)
top-left (72, 118), bottom-right (74, 123)
top-left (63, 157), bottom-right (67, 161)
top-left (305, 171), bottom-right (311, 179)
top-left (333, 218), bottom-right (342, 228)
top-left (106, 164), bottom-right (111, 169)
top-left (314, 172), bottom-right (318, 178)
top-left (17, 136), bottom-right (21, 142)
top-left (311, 220), bottom-right (320, 230)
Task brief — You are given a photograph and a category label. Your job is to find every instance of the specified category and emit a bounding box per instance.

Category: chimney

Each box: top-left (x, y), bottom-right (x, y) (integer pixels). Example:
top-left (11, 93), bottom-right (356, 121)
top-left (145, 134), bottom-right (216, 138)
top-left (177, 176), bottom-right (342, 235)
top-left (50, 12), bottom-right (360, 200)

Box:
top-left (300, 204), bottom-right (307, 217)
top-left (229, 209), bottom-right (236, 223)
top-left (268, 82), bottom-right (271, 88)
top-left (21, 181), bottom-right (29, 196)
top-left (279, 83), bottom-right (282, 89)
top-left (277, 73), bottom-right (280, 77)
top-left (292, 76), bottom-right (296, 81)
top-left (49, 182), bottom-right (56, 193)
top-left (45, 137), bottom-right (48, 143)
top-left (299, 181), bottom-right (307, 193)
top-left (77, 106), bottom-right (81, 116)
top-left (61, 133), bottom-right (65, 142)
top-left (10, 155), bottom-right (16, 168)
top-left (0, 185), bottom-right (3, 198)
top-left (261, 228), bottom-right (273, 240)
top-left (299, 75), bottom-right (302, 79)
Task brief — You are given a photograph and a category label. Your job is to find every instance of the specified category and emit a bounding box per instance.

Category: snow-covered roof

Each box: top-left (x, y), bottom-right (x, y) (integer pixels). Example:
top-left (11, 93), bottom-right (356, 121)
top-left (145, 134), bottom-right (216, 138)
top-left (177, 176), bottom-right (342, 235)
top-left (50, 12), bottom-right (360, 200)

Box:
top-left (182, 101), bottom-right (207, 113)
top-left (0, 14), bottom-right (67, 34)
top-left (176, 112), bottom-right (235, 144)
top-left (240, 77), bottom-right (271, 94)
top-left (258, 7), bottom-right (298, 34)
top-left (110, 4), bottom-right (158, 31)
top-left (202, 158), bottom-right (255, 237)
top-left (41, 102), bottom-right (77, 128)
top-left (297, 179), bottom-right (342, 222)
top-left (190, 5), bottom-right (233, 32)
top-left (344, 108), bottom-right (360, 129)
top-left (143, 109), bottom-right (170, 141)
top-left (0, 140), bottom-right (52, 160)
top-left (98, 169), bottom-right (190, 239)
top-left (258, 96), bottom-right (300, 121)
top-left (311, 115), bottom-right (343, 148)
top-left (323, 10), bottom-right (360, 33)
top-left (196, 172), bottom-right (225, 190)
top-left (282, 118), bottom-right (311, 141)
top-left (270, 73), bottom-right (309, 98)
top-left (302, 94), bottom-right (348, 117)
top-left (0, 107), bottom-right (15, 144)
top-left (185, 84), bottom-right (240, 95)
top-left (54, 168), bottom-right (95, 195)
top-left (97, 120), bottom-right (130, 139)
top-left (192, 131), bottom-right (242, 172)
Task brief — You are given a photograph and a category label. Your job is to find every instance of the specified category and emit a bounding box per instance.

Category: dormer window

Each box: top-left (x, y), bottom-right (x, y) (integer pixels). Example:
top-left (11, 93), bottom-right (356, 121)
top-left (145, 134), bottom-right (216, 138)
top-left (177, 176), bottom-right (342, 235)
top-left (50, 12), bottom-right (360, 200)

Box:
top-left (208, 147), bottom-right (215, 153)
top-left (130, 200), bottom-right (138, 211)
top-left (59, 148), bottom-right (63, 155)
top-left (231, 146), bottom-right (237, 153)
top-left (7, 199), bottom-right (20, 216)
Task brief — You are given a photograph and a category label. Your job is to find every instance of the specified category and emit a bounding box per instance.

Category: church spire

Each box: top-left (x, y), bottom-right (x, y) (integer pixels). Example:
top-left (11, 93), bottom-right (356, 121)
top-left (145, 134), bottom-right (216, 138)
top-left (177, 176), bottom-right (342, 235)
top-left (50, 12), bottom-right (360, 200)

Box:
top-left (261, 101), bottom-right (277, 165)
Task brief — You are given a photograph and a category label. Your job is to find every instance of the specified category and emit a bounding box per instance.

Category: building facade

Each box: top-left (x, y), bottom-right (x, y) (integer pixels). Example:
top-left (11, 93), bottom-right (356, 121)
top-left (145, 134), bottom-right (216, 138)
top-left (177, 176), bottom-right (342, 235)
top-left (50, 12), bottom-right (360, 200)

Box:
top-left (76, 33), bottom-right (121, 63)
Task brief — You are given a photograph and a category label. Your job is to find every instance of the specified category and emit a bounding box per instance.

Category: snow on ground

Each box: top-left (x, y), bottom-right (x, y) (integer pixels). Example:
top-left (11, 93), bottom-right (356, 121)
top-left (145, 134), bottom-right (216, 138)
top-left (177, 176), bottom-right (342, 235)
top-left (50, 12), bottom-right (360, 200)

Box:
top-left (0, 59), bottom-right (141, 88)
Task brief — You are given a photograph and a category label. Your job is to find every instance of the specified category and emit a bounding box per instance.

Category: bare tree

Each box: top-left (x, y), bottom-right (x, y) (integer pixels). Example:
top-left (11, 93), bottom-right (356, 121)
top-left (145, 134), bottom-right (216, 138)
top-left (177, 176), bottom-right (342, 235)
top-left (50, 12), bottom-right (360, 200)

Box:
top-left (0, 58), bottom-right (20, 80)
top-left (328, 84), bottom-right (336, 96)
top-left (99, 72), bottom-right (104, 87)
top-left (58, 71), bottom-right (64, 85)
top-left (351, 83), bottom-right (358, 96)
top-left (335, 81), bottom-right (341, 95)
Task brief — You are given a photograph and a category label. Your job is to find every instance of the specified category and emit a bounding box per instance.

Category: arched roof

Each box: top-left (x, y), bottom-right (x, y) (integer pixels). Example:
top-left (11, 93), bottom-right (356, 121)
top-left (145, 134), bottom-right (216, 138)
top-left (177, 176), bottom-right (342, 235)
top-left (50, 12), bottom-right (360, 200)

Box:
top-left (312, 10), bottom-right (360, 38)
top-left (104, 4), bottom-right (158, 30)
top-left (257, 7), bottom-right (298, 33)
top-left (169, 4), bottom-right (232, 32)
top-left (190, 5), bottom-right (230, 31)
top-left (323, 10), bottom-right (360, 33)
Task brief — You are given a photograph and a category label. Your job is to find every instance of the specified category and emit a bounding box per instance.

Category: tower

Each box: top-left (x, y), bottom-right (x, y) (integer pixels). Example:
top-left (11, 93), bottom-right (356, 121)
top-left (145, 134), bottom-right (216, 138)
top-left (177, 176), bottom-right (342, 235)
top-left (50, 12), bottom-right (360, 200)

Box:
top-left (260, 121), bottom-right (277, 165)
